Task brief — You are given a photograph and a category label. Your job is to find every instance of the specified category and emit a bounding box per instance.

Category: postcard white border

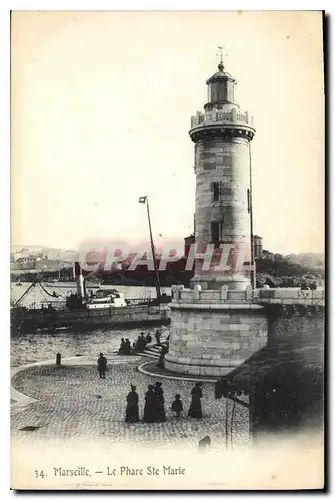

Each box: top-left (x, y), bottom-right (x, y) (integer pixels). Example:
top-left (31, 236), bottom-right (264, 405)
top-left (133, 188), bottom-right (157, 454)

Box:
top-left (2, 3), bottom-right (331, 499)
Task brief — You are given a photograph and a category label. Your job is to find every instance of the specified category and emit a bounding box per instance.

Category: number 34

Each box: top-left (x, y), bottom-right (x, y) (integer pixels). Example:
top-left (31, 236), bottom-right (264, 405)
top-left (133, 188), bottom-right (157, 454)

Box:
top-left (34, 470), bottom-right (45, 479)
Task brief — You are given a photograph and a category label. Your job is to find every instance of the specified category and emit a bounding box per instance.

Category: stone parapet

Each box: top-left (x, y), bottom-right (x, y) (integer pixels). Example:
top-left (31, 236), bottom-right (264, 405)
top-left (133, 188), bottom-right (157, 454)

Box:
top-left (171, 284), bottom-right (253, 304)
top-left (254, 288), bottom-right (324, 307)
top-left (171, 285), bottom-right (325, 307)
top-left (190, 107), bottom-right (255, 130)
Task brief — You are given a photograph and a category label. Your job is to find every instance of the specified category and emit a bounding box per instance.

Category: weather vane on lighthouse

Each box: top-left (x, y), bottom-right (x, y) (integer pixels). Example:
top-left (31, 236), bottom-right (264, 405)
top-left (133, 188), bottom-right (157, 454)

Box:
top-left (216, 45), bottom-right (227, 69)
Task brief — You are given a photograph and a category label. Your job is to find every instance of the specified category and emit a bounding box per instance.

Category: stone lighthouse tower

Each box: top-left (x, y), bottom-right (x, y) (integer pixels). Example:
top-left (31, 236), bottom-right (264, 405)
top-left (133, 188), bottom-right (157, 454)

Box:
top-left (190, 57), bottom-right (256, 291)
top-left (165, 57), bottom-right (268, 377)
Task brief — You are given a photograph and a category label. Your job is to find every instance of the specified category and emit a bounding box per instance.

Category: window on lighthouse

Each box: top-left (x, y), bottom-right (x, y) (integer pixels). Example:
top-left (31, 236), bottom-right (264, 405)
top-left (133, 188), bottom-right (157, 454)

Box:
top-left (212, 182), bottom-right (220, 201)
top-left (212, 182), bottom-right (226, 202)
top-left (211, 222), bottom-right (222, 247)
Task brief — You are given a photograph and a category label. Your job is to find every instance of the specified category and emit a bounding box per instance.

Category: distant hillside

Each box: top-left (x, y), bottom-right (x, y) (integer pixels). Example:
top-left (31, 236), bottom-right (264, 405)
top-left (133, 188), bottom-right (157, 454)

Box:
top-left (12, 245), bottom-right (77, 262)
top-left (285, 253), bottom-right (324, 269)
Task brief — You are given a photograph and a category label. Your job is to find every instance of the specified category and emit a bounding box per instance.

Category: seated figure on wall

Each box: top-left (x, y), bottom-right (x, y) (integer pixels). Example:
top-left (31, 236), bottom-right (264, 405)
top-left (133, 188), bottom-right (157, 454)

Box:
top-left (118, 338), bottom-right (126, 355)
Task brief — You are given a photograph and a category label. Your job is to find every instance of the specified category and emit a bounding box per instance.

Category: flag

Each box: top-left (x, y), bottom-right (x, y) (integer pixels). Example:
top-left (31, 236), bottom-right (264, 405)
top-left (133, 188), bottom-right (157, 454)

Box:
top-left (139, 196), bottom-right (147, 204)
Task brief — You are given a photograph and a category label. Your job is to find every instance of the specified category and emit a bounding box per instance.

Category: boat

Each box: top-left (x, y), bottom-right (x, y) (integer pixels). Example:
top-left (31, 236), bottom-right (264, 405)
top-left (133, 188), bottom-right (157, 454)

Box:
top-left (15, 280), bottom-right (22, 286)
top-left (86, 289), bottom-right (127, 310)
top-left (10, 278), bottom-right (170, 334)
top-left (11, 299), bottom-right (170, 334)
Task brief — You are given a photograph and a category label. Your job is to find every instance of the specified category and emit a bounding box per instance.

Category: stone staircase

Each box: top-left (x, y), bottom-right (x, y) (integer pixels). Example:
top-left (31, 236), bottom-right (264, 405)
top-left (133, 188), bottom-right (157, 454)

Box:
top-left (141, 342), bottom-right (166, 359)
top-left (107, 336), bottom-right (169, 361)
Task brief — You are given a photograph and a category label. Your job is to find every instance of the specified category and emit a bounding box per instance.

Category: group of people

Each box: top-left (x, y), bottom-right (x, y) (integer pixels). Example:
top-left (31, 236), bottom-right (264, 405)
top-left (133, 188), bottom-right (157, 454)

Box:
top-left (125, 382), bottom-right (166, 423)
top-left (125, 381), bottom-right (203, 423)
top-left (134, 332), bottom-right (152, 352)
top-left (118, 329), bottom-right (165, 356)
top-left (118, 332), bottom-right (153, 355)
top-left (118, 338), bottom-right (132, 355)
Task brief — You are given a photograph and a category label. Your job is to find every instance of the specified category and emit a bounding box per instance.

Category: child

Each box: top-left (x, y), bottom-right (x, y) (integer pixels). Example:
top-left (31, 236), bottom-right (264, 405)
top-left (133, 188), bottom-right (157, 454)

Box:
top-left (171, 394), bottom-right (183, 417)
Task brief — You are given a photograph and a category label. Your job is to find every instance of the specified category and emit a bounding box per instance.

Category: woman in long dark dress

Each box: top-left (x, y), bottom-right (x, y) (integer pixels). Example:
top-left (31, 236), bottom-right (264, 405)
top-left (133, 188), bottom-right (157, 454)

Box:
top-left (143, 385), bottom-right (157, 423)
top-left (188, 382), bottom-right (203, 419)
top-left (125, 385), bottom-right (139, 423)
top-left (154, 381), bottom-right (166, 422)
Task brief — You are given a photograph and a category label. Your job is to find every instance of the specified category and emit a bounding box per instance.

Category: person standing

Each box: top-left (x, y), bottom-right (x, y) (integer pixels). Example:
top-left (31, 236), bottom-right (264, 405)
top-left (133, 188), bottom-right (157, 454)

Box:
top-left (143, 385), bottom-right (157, 423)
top-left (97, 352), bottom-right (108, 379)
top-left (155, 329), bottom-right (161, 346)
top-left (136, 332), bottom-right (146, 352)
top-left (125, 384), bottom-right (139, 423)
top-left (188, 382), bottom-right (203, 419)
top-left (154, 381), bottom-right (166, 422)
top-left (157, 344), bottom-right (168, 369)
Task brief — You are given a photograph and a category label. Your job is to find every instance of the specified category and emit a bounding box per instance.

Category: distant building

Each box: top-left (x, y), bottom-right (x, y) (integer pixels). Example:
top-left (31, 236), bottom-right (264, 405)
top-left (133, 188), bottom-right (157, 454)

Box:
top-left (253, 235), bottom-right (263, 260)
top-left (14, 249), bottom-right (29, 260)
top-left (262, 250), bottom-right (275, 261)
top-left (15, 256), bottom-right (36, 270)
top-left (274, 253), bottom-right (283, 262)
top-left (184, 234), bottom-right (195, 246)
top-left (35, 259), bottom-right (73, 271)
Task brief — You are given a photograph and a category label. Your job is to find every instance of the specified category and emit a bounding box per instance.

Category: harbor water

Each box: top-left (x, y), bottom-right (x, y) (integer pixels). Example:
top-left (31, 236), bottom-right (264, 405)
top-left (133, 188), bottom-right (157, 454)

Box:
top-left (10, 283), bottom-right (171, 367)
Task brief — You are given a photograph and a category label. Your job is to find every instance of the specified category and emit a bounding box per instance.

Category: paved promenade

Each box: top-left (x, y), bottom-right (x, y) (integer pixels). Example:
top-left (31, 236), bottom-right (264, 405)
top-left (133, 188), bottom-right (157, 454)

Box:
top-left (11, 354), bottom-right (250, 451)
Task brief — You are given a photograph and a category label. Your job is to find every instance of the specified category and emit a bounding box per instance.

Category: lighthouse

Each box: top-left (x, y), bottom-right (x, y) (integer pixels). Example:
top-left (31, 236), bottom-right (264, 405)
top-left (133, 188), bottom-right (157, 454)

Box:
top-left (165, 56), bottom-right (268, 377)
top-left (190, 56), bottom-right (256, 291)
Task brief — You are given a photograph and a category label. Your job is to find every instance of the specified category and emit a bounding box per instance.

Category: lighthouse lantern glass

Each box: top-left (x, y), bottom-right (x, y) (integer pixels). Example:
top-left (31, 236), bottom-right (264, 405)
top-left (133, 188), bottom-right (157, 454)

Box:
top-left (207, 79), bottom-right (235, 106)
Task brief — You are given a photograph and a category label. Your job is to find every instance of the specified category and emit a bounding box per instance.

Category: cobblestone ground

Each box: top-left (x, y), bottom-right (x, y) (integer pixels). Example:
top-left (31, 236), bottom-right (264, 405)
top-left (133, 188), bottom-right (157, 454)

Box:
top-left (11, 356), bottom-right (250, 451)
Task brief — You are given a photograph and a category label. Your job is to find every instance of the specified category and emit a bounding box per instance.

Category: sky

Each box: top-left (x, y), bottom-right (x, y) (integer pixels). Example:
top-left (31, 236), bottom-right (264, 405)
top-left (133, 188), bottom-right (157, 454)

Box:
top-left (11, 10), bottom-right (324, 255)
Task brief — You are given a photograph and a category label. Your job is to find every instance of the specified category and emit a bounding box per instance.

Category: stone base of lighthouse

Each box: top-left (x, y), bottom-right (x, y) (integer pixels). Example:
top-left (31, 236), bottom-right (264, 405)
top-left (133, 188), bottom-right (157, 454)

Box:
top-left (165, 285), bottom-right (268, 377)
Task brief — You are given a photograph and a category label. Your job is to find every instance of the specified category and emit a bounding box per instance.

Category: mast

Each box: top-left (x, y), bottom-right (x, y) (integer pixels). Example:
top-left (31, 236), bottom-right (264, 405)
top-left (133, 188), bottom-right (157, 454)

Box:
top-left (248, 143), bottom-right (256, 289)
top-left (145, 197), bottom-right (161, 301)
top-left (58, 250), bottom-right (61, 280)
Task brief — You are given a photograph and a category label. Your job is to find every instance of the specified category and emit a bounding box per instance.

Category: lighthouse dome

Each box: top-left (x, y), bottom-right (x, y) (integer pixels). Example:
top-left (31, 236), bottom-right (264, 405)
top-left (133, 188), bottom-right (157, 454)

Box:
top-left (206, 62), bottom-right (236, 85)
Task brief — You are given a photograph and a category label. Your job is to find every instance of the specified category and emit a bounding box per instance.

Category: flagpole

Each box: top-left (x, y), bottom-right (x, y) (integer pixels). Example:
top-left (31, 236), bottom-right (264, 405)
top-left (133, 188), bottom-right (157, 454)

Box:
top-left (145, 197), bottom-right (161, 301)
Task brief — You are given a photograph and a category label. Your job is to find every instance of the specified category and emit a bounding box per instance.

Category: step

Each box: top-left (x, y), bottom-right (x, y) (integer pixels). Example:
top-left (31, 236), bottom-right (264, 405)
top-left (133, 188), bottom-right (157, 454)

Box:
top-left (142, 350), bottom-right (160, 358)
top-left (144, 345), bottom-right (167, 351)
top-left (149, 347), bottom-right (162, 353)
top-left (146, 346), bottom-right (162, 352)
top-left (143, 347), bottom-right (160, 354)
top-left (138, 351), bottom-right (159, 359)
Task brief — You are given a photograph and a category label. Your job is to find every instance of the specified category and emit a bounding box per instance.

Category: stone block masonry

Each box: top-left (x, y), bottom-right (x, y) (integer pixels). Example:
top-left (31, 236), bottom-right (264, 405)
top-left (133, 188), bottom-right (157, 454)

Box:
top-left (166, 285), bottom-right (324, 377)
top-left (165, 286), bottom-right (268, 377)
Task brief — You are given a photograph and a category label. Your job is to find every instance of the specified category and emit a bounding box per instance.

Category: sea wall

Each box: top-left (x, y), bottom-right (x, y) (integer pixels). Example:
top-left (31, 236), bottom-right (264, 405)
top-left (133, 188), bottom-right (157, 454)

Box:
top-left (12, 305), bottom-right (170, 333)
top-left (266, 304), bottom-right (324, 365)
top-left (244, 305), bottom-right (324, 435)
